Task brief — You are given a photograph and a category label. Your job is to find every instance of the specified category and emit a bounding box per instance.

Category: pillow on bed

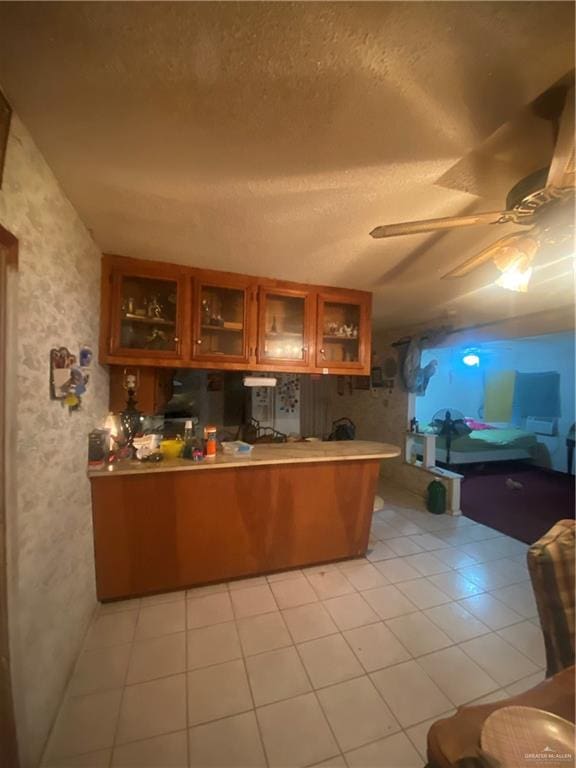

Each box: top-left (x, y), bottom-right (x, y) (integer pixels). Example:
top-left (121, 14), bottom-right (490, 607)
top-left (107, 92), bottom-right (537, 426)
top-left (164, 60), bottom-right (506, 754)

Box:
top-left (464, 417), bottom-right (496, 431)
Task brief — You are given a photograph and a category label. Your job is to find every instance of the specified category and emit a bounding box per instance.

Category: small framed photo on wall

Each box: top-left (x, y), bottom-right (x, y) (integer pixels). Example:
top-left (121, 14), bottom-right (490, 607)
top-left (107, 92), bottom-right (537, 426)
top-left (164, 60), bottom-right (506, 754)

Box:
top-left (354, 376), bottom-right (371, 391)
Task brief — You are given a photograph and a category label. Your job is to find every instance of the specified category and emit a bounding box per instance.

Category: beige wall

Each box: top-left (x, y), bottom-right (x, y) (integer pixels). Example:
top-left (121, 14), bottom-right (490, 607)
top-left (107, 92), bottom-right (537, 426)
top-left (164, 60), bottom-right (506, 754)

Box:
top-left (327, 328), bottom-right (414, 473)
top-left (0, 113), bottom-right (108, 767)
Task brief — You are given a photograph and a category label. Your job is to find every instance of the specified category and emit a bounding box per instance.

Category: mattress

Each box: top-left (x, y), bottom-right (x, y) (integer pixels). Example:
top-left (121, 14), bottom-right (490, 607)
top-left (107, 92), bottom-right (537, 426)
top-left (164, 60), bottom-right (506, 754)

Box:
top-left (434, 428), bottom-right (538, 453)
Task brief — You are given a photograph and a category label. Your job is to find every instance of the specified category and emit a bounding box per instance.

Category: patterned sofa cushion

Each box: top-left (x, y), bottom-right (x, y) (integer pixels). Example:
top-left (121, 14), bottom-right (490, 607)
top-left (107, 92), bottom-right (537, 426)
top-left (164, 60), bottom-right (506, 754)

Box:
top-left (528, 519), bottom-right (575, 677)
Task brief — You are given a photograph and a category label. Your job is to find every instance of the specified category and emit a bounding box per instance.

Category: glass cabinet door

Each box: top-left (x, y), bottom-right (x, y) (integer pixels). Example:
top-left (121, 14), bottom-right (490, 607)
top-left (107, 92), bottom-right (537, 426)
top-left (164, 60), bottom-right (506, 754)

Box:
top-left (114, 273), bottom-right (182, 355)
top-left (317, 295), bottom-right (367, 370)
top-left (258, 290), bottom-right (310, 366)
top-left (194, 282), bottom-right (249, 362)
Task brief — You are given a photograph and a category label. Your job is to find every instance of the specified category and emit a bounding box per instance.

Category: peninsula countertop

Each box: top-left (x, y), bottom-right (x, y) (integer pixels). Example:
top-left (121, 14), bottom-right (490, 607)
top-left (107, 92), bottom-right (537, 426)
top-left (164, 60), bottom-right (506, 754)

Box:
top-left (88, 440), bottom-right (400, 478)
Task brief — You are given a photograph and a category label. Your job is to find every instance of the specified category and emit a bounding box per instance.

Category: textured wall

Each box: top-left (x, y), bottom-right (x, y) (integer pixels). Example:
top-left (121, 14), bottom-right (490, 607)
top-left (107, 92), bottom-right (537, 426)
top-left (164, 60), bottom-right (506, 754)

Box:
top-left (326, 329), bottom-right (460, 511)
top-left (0, 113), bottom-right (108, 767)
top-left (328, 328), bottom-right (413, 466)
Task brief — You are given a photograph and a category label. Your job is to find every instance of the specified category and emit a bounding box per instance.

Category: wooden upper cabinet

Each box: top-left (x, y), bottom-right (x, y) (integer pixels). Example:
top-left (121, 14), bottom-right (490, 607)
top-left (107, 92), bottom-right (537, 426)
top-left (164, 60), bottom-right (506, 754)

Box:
top-left (257, 287), bottom-right (313, 369)
top-left (105, 259), bottom-right (189, 363)
top-left (192, 274), bottom-right (254, 366)
top-left (316, 291), bottom-right (371, 372)
top-left (101, 255), bottom-right (372, 374)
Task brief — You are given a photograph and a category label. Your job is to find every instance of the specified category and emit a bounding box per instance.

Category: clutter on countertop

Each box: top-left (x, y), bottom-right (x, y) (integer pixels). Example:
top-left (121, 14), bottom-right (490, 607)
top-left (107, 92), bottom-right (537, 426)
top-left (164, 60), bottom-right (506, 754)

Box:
top-left (160, 438), bottom-right (184, 459)
top-left (221, 441), bottom-right (253, 456)
top-left (327, 417), bottom-right (356, 441)
top-left (88, 429), bottom-right (110, 469)
top-left (133, 434), bottom-right (161, 460)
top-left (203, 425), bottom-right (218, 457)
top-left (182, 419), bottom-right (203, 462)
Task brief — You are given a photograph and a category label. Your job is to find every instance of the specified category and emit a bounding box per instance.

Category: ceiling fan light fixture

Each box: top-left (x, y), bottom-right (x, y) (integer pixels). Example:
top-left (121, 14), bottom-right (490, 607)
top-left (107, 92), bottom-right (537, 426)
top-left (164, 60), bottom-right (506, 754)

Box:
top-left (462, 351), bottom-right (480, 367)
top-left (492, 234), bottom-right (538, 292)
top-left (494, 261), bottom-right (533, 292)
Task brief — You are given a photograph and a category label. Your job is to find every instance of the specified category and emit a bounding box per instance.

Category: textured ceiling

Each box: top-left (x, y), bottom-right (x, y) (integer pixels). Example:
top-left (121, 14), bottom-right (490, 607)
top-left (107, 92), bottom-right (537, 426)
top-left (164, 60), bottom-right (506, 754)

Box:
top-left (0, 2), bottom-right (574, 330)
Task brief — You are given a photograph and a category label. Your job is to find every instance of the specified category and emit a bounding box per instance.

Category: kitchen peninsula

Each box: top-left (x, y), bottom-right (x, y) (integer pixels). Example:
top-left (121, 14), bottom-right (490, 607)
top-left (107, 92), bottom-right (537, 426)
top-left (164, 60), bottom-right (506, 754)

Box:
top-left (89, 441), bottom-right (399, 600)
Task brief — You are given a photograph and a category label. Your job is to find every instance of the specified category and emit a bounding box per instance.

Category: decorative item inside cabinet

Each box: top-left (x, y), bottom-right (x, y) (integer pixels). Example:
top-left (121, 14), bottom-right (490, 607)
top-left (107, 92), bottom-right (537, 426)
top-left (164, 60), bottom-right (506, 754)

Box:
top-left (262, 293), bottom-right (307, 362)
top-left (199, 285), bottom-right (246, 357)
top-left (119, 275), bottom-right (179, 352)
top-left (321, 301), bottom-right (361, 363)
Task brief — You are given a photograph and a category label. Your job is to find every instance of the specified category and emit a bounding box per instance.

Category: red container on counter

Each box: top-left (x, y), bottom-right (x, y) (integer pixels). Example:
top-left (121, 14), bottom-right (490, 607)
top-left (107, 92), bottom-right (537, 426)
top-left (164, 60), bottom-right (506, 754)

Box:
top-left (203, 425), bottom-right (217, 457)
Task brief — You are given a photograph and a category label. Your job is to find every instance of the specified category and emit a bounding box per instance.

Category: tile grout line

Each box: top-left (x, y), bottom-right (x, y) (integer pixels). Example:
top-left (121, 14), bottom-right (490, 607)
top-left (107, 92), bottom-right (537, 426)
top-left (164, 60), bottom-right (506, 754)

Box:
top-left (291, 626), bottom-right (347, 765)
top-left (234, 585), bottom-right (282, 768)
top-left (340, 718), bottom-right (450, 765)
top-left (39, 599), bottom-right (105, 766)
top-left (60, 663), bottom-right (542, 762)
top-left (256, 580), bottom-right (283, 762)
top-left (61, 588), bottom-right (538, 699)
top-left (89, 608), bottom-right (541, 705)
top-left (184, 596), bottom-right (190, 767)
top-left (455, 631), bottom-right (546, 680)
top-left (108, 598), bottom-right (142, 764)
top-left (60, 589), bottom-right (537, 692)
top-left (106, 725), bottom-right (190, 755)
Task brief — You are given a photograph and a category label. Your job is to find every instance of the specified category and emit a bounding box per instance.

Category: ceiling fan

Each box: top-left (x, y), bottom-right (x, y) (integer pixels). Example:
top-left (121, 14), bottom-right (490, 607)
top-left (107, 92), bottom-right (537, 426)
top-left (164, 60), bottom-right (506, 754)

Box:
top-left (370, 85), bottom-right (575, 292)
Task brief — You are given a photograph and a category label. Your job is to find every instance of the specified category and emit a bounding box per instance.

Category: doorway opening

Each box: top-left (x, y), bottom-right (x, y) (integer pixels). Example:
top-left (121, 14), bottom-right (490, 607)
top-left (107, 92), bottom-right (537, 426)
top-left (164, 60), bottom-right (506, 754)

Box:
top-left (0, 222), bottom-right (19, 768)
top-left (413, 336), bottom-right (575, 543)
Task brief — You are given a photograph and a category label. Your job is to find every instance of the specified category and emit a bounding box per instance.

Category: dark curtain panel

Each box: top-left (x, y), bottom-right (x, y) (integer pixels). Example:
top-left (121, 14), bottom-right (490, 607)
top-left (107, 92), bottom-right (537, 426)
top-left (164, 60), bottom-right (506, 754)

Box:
top-left (513, 371), bottom-right (561, 418)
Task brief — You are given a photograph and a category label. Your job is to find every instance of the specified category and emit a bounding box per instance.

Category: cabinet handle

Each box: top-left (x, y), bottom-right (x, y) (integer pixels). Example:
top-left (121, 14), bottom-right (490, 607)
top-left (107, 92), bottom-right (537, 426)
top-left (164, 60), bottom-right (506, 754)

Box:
top-left (320, 348), bottom-right (326, 359)
top-left (174, 337), bottom-right (179, 343)
top-left (196, 338), bottom-right (203, 345)
top-left (302, 346), bottom-right (308, 352)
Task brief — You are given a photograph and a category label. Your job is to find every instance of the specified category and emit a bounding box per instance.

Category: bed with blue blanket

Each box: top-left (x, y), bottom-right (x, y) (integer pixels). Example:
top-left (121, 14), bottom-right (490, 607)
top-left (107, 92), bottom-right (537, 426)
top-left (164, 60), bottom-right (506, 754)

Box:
top-left (418, 426), bottom-right (538, 465)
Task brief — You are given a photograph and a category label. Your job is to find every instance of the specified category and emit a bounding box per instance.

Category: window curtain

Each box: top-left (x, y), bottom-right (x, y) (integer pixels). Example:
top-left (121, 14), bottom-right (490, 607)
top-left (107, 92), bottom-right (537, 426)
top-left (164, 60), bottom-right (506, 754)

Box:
top-left (514, 371), bottom-right (561, 418)
top-left (484, 370), bottom-right (516, 422)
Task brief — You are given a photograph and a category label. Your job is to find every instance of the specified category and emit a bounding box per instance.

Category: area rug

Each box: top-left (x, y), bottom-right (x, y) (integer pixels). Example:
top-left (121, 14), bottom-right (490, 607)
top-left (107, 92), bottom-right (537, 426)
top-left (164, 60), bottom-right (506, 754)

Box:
top-left (460, 462), bottom-right (575, 545)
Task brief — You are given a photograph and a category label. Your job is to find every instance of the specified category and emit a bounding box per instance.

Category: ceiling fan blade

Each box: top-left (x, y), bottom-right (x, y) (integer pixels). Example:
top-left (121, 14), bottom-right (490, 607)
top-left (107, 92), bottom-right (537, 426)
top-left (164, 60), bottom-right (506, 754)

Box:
top-left (442, 232), bottom-right (532, 278)
top-left (546, 85), bottom-right (575, 189)
top-left (369, 211), bottom-right (511, 239)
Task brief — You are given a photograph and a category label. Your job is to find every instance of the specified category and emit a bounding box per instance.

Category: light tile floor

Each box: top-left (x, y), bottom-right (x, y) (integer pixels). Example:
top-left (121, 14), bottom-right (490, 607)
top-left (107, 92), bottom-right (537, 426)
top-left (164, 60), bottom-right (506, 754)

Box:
top-left (43, 483), bottom-right (545, 768)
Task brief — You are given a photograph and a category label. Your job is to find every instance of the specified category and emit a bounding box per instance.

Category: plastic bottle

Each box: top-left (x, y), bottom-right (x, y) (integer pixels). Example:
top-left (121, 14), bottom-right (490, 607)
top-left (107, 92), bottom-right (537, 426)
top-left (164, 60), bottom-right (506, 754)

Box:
top-left (183, 419), bottom-right (203, 460)
top-left (204, 425), bottom-right (217, 457)
top-left (182, 420), bottom-right (194, 460)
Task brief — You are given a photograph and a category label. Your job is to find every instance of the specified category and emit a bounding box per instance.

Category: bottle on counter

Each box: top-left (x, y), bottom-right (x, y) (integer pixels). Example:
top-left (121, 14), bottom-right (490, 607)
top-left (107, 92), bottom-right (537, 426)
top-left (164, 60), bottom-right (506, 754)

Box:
top-left (203, 425), bottom-right (217, 458)
top-left (182, 419), bottom-right (203, 461)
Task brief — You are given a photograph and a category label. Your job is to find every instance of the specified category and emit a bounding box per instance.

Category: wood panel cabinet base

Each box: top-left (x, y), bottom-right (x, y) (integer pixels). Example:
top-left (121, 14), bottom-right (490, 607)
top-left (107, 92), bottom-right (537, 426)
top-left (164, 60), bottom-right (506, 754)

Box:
top-left (90, 460), bottom-right (379, 601)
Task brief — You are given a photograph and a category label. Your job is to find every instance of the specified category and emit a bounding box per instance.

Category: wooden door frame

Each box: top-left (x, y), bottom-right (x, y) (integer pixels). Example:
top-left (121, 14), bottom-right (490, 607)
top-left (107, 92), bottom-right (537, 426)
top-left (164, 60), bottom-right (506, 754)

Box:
top-left (0, 223), bottom-right (20, 768)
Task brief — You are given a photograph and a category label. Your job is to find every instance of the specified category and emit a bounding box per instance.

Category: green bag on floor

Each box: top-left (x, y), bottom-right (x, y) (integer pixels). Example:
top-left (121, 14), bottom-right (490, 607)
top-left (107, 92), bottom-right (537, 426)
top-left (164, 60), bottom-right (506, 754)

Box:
top-left (426, 480), bottom-right (446, 515)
